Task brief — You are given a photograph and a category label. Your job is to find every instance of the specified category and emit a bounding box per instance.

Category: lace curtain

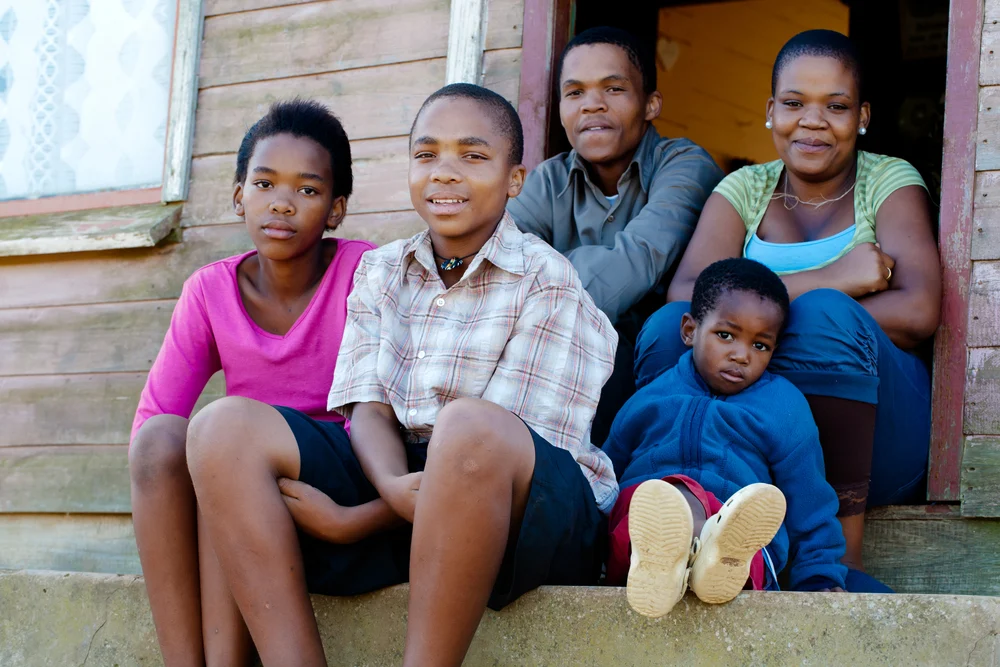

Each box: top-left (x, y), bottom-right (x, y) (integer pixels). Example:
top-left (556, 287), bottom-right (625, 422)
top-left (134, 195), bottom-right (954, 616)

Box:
top-left (0, 0), bottom-right (176, 201)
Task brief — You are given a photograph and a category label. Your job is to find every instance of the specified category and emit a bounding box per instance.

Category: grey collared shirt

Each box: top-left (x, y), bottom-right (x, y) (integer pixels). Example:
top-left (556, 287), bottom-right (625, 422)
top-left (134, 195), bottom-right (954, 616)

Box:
top-left (507, 126), bottom-right (723, 325)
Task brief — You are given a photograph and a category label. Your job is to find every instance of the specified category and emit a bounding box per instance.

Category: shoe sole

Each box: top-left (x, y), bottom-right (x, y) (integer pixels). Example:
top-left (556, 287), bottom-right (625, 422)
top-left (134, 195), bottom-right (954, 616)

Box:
top-left (689, 483), bottom-right (785, 604)
top-left (626, 480), bottom-right (694, 618)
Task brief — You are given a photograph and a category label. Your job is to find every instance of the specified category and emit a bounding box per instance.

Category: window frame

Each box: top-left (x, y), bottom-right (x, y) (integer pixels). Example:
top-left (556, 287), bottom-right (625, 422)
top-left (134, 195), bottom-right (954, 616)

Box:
top-left (0, 0), bottom-right (204, 218)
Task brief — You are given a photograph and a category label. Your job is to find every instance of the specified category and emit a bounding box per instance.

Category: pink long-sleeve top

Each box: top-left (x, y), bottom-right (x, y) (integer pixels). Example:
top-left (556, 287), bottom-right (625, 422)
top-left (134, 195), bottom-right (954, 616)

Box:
top-left (131, 238), bottom-right (375, 442)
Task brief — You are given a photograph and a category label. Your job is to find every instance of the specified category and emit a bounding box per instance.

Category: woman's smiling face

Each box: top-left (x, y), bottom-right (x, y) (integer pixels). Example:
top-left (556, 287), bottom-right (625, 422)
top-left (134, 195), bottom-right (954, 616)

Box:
top-left (767, 55), bottom-right (869, 181)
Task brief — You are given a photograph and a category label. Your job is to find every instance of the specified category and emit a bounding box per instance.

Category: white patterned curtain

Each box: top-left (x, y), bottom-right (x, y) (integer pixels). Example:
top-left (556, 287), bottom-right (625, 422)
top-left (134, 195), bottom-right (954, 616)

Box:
top-left (0, 0), bottom-right (176, 201)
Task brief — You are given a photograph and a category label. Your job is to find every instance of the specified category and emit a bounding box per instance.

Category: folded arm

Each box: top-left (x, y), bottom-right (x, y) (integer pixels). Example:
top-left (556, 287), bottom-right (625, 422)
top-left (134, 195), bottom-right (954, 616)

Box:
top-left (567, 151), bottom-right (722, 323)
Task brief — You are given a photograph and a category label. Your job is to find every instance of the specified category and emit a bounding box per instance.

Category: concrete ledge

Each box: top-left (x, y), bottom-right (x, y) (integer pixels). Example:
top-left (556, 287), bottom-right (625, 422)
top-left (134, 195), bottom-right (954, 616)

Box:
top-left (1, 570), bottom-right (998, 666)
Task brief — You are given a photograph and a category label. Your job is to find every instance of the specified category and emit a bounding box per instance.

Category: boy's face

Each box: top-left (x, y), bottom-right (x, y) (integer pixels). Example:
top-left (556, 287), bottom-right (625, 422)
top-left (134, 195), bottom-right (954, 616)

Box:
top-left (409, 97), bottom-right (525, 248)
top-left (558, 43), bottom-right (661, 169)
top-left (233, 133), bottom-right (345, 261)
top-left (680, 290), bottom-right (784, 396)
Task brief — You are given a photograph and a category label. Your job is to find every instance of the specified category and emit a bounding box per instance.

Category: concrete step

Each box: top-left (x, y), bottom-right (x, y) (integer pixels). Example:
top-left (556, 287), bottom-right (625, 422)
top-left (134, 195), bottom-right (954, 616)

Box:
top-left (2, 570), bottom-right (998, 666)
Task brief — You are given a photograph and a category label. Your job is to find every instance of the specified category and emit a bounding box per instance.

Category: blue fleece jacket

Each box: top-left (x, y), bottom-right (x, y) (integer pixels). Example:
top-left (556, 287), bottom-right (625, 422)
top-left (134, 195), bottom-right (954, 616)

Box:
top-left (602, 351), bottom-right (847, 591)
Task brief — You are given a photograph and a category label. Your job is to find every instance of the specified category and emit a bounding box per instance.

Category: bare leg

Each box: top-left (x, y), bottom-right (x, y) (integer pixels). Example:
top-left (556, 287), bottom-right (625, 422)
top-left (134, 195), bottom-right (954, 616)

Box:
top-left (186, 397), bottom-right (325, 667)
top-left (806, 396), bottom-right (876, 571)
top-left (199, 509), bottom-right (254, 667)
top-left (129, 415), bottom-right (204, 667)
top-left (672, 483), bottom-right (707, 538)
top-left (404, 398), bottom-right (536, 667)
top-left (838, 514), bottom-right (865, 570)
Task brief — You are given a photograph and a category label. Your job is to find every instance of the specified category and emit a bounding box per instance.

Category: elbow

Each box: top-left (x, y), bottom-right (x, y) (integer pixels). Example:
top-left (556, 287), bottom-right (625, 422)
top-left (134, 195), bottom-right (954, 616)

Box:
top-left (666, 278), bottom-right (694, 303)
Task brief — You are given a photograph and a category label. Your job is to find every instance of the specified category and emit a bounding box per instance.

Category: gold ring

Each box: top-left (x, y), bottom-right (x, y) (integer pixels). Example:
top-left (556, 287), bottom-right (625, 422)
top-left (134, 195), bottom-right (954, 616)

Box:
top-left (886, 267), bottom-right (893, 281)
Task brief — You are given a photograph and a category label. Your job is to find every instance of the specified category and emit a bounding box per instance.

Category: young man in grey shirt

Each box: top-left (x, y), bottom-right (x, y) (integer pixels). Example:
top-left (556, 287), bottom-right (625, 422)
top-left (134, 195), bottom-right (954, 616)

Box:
top-left (507, 27), bottom-right (722, 442)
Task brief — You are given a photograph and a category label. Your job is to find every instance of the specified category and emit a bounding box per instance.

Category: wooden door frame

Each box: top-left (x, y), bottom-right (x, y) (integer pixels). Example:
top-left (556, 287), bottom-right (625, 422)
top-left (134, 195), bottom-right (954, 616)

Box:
top-left (928, 0), bottom-right (983, 501)
top-left (516, 0), bottom-right (983, 501)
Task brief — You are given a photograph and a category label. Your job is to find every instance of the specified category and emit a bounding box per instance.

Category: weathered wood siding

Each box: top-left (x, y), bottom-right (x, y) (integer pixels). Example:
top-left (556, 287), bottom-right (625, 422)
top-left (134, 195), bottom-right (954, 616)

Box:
top-left (964, 0), bottom-right (1000, 516)
top-left (0, 0), bottom-right (523, 572)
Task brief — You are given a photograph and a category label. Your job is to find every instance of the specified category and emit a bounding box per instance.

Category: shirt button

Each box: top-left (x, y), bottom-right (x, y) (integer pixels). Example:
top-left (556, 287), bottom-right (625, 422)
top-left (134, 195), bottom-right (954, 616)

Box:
top-left (408, 408), bottom-right (417, 417)
top-left (417, 350), bottom-right (426, 359)
top-left (436, 297), bottom-right (446, 307)
top-left (608, 214), bottom-right (615, 222)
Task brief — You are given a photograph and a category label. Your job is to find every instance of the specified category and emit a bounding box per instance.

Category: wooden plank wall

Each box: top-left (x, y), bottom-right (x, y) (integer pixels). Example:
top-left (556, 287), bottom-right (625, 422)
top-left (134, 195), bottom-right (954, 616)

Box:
top-left (963, 0), bottom-right (1000, 517)
top-left (0, 0), bottom-right (523, 572)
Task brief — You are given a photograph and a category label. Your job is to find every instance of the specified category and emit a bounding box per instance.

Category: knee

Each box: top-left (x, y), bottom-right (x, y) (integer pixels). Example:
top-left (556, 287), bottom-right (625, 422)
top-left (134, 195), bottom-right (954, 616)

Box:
top-left (789, 289), bottom-right (867, 331)
top-left (129, 414), bottom-right (189, 488)
top-left (638, 301), bottom-right (690, 343)
top-left (185, 396), bottom-right (261, 476)
top-left (429, 398), bottom-right (519, 475)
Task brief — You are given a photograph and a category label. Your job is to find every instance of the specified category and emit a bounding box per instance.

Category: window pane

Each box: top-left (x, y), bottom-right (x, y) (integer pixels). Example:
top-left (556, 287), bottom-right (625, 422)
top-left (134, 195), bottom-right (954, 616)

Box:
top-left (0, 0), bottom-right (176, 201)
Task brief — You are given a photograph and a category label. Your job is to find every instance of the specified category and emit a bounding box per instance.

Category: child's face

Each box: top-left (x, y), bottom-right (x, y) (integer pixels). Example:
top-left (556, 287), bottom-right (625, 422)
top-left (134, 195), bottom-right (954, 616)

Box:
top-left (409, 98), bottom-right (525, 248)
top-left (558, 43), bottom-right (661, 169)
top-left (680, 290), bottom-right (784, 396)
top-left (233, 133), bottom-right (345, 260)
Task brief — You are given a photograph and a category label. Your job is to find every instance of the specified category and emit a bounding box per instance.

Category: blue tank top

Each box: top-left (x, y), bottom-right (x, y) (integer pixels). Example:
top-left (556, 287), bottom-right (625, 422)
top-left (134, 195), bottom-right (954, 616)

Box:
top-left (745, 224), bottom-right (856, 274)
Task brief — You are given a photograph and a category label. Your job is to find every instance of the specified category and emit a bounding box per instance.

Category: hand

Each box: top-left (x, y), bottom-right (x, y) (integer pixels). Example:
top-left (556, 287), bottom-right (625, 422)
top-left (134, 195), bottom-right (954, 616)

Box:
top-left (826, 242), bottom-right (895, 298)
top-left (819, 586), bottom-right (846, 593)
top-left (380, 471), bottom-right (423, 523)
top-left (278, 478), bottom-right (352, 542)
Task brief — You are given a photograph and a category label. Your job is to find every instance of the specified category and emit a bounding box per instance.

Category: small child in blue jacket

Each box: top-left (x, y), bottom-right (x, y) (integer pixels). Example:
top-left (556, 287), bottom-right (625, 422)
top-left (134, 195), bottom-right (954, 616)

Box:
top-left (603, 258), bottom-right (846, 618)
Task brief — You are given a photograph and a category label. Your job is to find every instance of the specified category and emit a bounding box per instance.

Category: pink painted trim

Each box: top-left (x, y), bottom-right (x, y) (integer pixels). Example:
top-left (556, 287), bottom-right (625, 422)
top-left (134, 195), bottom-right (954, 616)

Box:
top-left (928, 0), bottom-right (983, 501)
top-left (517, 0), bottom-right (571, 171)
top-left (0, 188), bottom-right (164, 218)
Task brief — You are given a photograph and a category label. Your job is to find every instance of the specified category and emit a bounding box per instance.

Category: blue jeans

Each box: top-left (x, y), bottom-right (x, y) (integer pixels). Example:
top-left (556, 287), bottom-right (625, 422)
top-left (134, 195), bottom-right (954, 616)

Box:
top-left (634, 289), bottom-right (930, 506)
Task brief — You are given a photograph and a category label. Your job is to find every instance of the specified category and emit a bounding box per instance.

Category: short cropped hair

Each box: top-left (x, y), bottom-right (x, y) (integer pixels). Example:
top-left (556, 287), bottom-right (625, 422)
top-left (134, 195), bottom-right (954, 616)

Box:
top-left (690, 258), bottom-right (790, 329)
top-left (558, 27), bottom-right (657, 96)
top-left (235, 99), bottom-right (353, 199)
top-left (410, 83), bottom-right (524, 165)
top-left (771, 29), bottom-right (863, 97)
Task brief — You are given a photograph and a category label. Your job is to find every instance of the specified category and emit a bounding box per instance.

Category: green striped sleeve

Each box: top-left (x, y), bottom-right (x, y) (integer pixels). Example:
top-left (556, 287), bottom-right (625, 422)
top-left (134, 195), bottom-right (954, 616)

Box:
top-left (868, 156), bottom-right (927, 213)
top-left (713, 167), bottom-right (756, 228)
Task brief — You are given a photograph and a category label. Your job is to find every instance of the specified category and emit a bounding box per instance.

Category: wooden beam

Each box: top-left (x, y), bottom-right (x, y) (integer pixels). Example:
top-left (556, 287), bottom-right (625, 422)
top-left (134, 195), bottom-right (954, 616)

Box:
top-left (198, 0), bottom-right (522, 89)
top-left (446, 0), bottom-right (488, 84)
top-left (0, 215), bottom-right (423, 312)
top-left (863, 505), bottom-right (1000, 595)
top-left (968, 260), bottom-right (1000, 346)
top-left (517, 0), bottom-right (572, 170)
top-left (0, 514), bottom-right (139, 574)
top-left (965, 347), bottom-right (1000, 436)
top-left (0, 205), bottom-right (180, 258)
top-left (961, 436), bottom-right (1000, 517)
top-left (192, 50), bottom-right (520, 156)
top-left (0, 446), bottom-right (130, 514)
top-left (0, 373), bottom-right (224, 447)
top-left (0, 301), bottom-right (176, 376)
top-left (971, 170), bottom-right (1000, 260)
top-left (162, 0), bottom-right (205, 203)
top-left (929, 0), bottom-right (984, 501)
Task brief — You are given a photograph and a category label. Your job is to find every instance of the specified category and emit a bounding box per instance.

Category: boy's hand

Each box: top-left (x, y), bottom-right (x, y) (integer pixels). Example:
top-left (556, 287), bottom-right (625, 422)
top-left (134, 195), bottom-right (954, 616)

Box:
top-left (820, 587), bottom-right (846, 593)
top-left (381, 471), bottom-right (423, 523)
top-left (278, 478), bottom-right (352, 542)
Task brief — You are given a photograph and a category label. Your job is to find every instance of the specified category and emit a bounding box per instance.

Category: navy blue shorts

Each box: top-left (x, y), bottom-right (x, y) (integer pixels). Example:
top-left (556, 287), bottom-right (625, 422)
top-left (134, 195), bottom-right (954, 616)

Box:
top-left (274, 406), bottom-right (606, 610)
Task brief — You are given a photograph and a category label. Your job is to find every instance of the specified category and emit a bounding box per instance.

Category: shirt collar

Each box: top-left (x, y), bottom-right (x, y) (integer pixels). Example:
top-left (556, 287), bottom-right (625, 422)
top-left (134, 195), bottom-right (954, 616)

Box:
top-left (403, 211), bottom-right (526, 280)
top-left (560, 124), bottom-right (662, 197)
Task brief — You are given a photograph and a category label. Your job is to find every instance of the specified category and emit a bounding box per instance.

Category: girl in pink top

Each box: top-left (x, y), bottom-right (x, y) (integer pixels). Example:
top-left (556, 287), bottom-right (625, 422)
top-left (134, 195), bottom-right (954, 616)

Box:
top-left (129, 100), bottom-right (374, 665)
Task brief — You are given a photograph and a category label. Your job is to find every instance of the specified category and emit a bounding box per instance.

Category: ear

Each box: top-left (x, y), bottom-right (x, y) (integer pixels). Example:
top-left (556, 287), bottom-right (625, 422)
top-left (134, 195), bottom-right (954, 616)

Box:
top-left (859, 101), bottom-right (871, 135)
top-left (233, 183), bottom-right (245, 218)
top-left (326, 195), bottom-right (347, 231)
top-left (765, 98), bottom-right (775, 127)
top-left (680, 312), bottom-right (697, 347)
top-left (644, 90), bottom-right (663, 122)
top-left (507, 163), bottom-right (527, 199)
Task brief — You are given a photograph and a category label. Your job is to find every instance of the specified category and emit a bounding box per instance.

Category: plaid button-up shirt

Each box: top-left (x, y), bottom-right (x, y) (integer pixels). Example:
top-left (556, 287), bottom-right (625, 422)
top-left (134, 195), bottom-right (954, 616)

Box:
top-left (328, 213), bottom-right (620, 511)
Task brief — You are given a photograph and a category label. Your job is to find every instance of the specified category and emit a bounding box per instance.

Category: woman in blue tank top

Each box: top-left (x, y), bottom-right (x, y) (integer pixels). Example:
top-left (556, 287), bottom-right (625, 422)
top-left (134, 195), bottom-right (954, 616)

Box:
top-left (633, 30), bottom-right (941, 593)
